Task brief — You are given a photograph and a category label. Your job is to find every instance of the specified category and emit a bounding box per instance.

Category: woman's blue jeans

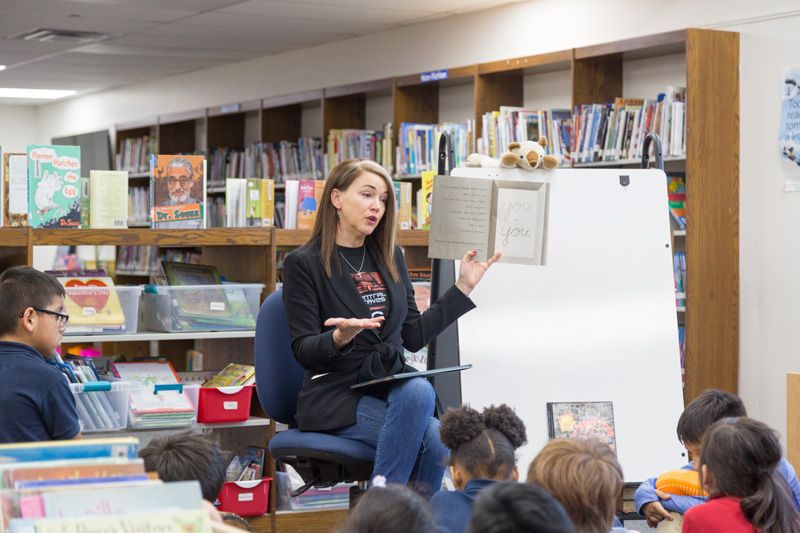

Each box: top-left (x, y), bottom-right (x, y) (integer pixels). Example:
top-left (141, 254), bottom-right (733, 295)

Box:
top-left (330, 377), bottom-right (448, 497)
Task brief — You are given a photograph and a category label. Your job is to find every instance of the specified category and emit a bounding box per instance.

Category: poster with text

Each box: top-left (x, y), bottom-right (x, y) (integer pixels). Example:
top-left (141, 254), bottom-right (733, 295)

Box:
top-left (780, 67), bottom-right (800, 191)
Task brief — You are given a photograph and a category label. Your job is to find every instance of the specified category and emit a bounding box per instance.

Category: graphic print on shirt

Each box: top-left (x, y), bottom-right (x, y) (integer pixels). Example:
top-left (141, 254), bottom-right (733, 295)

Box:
top-left (352, 271), bottom-right (389, 321)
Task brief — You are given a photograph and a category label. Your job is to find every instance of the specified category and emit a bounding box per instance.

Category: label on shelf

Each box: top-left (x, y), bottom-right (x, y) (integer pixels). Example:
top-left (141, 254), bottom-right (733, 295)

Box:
top-left (223, 401), bottom-right (239, 410)
top-left (238, 493), bottom-right (254, 502)
top-left (210, 301), bottom-right (225, 311)
top-left (420, 69), bottom-right (448, 83)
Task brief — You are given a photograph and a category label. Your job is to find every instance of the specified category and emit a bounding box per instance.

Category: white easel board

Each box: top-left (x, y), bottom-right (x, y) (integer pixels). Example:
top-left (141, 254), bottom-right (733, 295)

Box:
top-left (448, 167), bottom-right (685, 482)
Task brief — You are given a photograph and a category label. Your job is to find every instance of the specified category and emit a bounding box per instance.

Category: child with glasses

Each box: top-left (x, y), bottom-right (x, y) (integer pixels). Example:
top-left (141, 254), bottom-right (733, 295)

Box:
top-left (0, 266), bottom-right (80, 443)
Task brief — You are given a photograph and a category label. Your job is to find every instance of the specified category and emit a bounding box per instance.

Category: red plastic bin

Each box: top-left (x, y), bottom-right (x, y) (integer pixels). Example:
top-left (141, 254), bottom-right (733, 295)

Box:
top-left (218, 478), bottom-right (271, 516)
top-left (196, 385), bottom-right (254, 424)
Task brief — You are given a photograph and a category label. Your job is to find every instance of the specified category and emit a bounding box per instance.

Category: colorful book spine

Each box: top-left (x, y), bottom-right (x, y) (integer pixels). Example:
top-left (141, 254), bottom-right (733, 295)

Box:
top-left (296, 179), bottom-right (319, 230)
top-left (0, 438), bottom-right (138, 463)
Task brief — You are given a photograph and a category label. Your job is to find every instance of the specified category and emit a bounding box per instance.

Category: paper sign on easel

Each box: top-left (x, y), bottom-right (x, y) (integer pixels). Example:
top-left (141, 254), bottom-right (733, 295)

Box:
top-left (428, 174), bottom-right (549, 265)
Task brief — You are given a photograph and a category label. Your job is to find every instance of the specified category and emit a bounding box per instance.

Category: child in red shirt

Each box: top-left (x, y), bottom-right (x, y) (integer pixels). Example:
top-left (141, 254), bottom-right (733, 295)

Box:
top-left (683, 417), bottom-right (799, 533)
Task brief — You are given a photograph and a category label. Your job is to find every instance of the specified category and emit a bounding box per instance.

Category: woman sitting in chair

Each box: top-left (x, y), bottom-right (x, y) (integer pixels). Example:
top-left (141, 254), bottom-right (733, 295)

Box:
top-left (282, 159), bottom-right (499, 496)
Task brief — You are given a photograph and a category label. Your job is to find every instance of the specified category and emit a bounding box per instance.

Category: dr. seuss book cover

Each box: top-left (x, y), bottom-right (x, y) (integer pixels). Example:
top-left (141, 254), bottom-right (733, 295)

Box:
top-left (546, 401), bottom-right (616, 453)
top-left (150, 154), bottom-right (206, 229)
top-left (27, 145), bottom-right (81, 228)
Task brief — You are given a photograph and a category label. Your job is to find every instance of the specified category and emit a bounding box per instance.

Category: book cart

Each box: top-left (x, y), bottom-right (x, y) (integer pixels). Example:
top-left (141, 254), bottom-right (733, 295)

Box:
top-left (0, 27), bottom-right (738, 533)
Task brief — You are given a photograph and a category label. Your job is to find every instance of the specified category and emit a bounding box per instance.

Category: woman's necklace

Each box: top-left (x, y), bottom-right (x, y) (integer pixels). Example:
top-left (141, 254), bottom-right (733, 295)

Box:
top-left (338, 246), bottom-right (366, 275)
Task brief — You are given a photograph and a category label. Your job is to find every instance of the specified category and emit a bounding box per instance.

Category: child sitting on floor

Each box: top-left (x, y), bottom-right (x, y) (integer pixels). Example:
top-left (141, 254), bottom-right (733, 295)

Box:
top-left (634, 389), bottom-right (800, 529)
top-left (430, 404), bottom-right (527, 533)
top-left (682, 417), bottom-right (800, 533)
top-left (466, 481), bottom-right (574, 533)
top-left (338, 480), bottom-right (436, 533)
top-left (527, 438), bottom-right (629, 533)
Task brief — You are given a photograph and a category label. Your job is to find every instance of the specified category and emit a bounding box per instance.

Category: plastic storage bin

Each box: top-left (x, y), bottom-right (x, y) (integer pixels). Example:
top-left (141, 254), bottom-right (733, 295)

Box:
top-left (69, 381), bottom-right (130, 433)
top-left (185, 385), bottom-right (254, 424)
top-left (217, 478), bottom-right (271, 516)
top-left (126, 382), bottom-right (196, 429)
top-left (63, 285), bottom-right (142, 336)
top-left (141, 283), bottom-right (264, 332)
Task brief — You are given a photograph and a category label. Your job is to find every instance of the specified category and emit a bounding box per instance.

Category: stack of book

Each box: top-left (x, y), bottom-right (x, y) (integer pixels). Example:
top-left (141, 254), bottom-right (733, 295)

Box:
top-left (112, 361), bottom-right (196, 428)
top-left (0, 438), bottom-right (209, 533)
top-left (396, 122), bottom-right (472, 177)
top-left (326, 126), bottom-right (392, 175)
top-left (202, 363), bottom-right (255, 388)
top-left (262, 138), bottom-right (324, 183)
top-left (478, 107), bottom-right (571, 165)
top-left (116, 135), bottom-right (156, 174)
top-left (571, 86), bottom-right (686, 164)
top-left (224, 177), bottom-right (275, 228)
top-left (128, 185), bottom-right (149, 226)
top-left (224, 446), bottom-right (265, 482)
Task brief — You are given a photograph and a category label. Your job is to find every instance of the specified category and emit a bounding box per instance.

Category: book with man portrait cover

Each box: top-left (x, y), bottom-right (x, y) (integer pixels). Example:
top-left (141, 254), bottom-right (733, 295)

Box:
top-left (150, 154), bottom-right (206, 229)
top-left (546, 401), bottom-right (616, 453)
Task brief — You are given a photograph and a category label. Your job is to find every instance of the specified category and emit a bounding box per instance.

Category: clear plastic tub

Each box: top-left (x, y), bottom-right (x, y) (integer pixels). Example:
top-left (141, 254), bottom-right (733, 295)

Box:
top-left (69, 381), bottom-right (130, 433)
top-left (141, 283), bottom-right (263, 332)
top-left (63, 285), bottom-right (142, 336)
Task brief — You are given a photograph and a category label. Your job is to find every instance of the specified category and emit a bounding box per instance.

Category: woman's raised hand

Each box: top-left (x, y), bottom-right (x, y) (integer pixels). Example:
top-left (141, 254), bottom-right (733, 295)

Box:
top-left (324, 316), bottom-right (385, 348)
top-left (455, 249), bottom-right (501, 296)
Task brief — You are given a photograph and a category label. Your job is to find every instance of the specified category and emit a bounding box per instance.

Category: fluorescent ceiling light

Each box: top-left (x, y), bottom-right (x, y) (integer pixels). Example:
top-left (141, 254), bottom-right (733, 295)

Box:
top-left (0, 88), bottom-right (75, 99)
top-left (0, 66), bottom-right (6, 71)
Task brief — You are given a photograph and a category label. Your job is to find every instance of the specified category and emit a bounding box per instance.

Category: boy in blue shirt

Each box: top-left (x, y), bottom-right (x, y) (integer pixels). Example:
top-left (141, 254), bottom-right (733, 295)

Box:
top-left (635, 389), bottom-right (800, 528)
top-left (0, 266), bottom-right (80, 443)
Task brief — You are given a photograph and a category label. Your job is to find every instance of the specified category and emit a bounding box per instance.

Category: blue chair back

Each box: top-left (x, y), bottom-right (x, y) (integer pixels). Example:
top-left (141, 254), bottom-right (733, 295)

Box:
top-left (254, 289), bottom-right (305, 425)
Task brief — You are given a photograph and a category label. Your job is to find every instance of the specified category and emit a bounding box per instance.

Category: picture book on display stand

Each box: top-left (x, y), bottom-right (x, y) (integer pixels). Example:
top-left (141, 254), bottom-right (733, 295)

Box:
top-left (27, 145), bottom-right (81, 229)
top-left (150, 154), bottom-right (206, 229)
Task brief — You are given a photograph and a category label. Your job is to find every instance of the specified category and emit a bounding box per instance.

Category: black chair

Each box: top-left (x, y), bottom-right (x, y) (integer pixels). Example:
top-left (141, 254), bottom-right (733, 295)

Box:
top-left (254, 290), bottom-right (375, 497)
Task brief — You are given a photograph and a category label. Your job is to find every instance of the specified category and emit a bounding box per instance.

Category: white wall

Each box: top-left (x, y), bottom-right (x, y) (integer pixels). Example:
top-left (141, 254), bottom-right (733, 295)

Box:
top-left (7, 0), bottom-right (800, 445)
top-left (0, 105), bottom-right (40, 152)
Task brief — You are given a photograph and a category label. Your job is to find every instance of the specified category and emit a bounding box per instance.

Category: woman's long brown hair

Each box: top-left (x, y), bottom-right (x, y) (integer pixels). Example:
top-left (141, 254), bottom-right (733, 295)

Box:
top-left (311, 159), bottom-right (398, 282)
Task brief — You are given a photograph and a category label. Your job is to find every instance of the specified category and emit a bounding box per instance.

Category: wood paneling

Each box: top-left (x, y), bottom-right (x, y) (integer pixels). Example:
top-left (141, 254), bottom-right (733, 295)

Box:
top-left (262, 105), bottom-right (303, 144)
top-left (31, 228), bottom-right (272, 246)
top-left (207, 112), bottom-right (246, 150)
top-left (788, 373), bottom-right (800, 470)
top-left (393, 83), bottom-right (439, 156)
top-left (322, 94), bottom-right (366, 143)
top-left (158, 120), bottom-right (199, 154)
top-left (263, 90), bottom-right (323, 109)
top-left (575, 30), bottom-right (687, 60)
top-left (272, 509), bottom-right (349, 533)
top-left (571, 54), bottom-right (623, 107)
top-left (683, 28), bottom-right (739, 402)
top-left (475, 71), bottom-right (523, 139)
top-left (479, 50), bottom-right (571, 75)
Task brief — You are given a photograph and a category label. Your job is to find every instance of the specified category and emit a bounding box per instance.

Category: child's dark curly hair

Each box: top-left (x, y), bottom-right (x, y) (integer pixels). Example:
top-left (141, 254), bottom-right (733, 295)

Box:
top-left (440, 404), bottom-right (527, 480)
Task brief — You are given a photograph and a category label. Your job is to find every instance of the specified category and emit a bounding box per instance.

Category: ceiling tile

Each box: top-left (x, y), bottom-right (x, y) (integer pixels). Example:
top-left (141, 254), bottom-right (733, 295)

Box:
top-left (110, 33), bottom-right (288, 53)
top-left (141, 22), bottom-right (346, 45)
top-left (218, 1), bottom-right (437, 24)
top-left (177, 11), bottom-right (377, 34)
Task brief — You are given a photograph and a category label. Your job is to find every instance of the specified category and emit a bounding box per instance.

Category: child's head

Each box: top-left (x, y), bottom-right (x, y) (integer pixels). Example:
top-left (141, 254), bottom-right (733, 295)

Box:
top-left (139, 431), bottom-right (227, 501)
top-left (0, 266), bottom-right (66, 355)
top-left (338, 484), bottom-right (436, 533)
top-left (527, 439), bottom-right (623, 533)
top-left (700, 417), bottom-right (799, 532)
top-left (466, 480), bottom-right (573, 533)
top-left (439, 404), bottom-right (527, 489)
top-left (677, 389), bottom-right (747, 460)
